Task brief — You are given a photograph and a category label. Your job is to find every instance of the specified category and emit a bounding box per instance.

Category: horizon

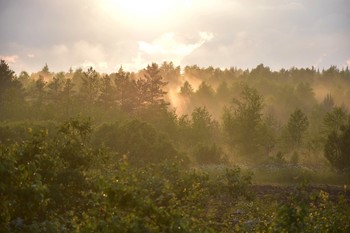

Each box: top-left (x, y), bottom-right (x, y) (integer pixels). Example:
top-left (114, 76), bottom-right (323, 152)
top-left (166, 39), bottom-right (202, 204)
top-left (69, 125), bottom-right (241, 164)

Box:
top-left (4, 61), bottom-right (350, 77)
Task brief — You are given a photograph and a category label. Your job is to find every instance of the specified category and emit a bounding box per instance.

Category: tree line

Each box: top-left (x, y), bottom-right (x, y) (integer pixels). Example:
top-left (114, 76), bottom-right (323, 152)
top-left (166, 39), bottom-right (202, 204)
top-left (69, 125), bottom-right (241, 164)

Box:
top-left (1, 60), bottom-right (350, 171)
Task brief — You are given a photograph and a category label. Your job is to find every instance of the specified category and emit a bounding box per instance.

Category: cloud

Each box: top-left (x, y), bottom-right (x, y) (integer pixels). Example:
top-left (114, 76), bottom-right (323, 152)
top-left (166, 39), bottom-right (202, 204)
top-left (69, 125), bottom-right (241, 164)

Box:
top-left (347, 59), bottom-right (350, 67)
top-left (0, 55), bottom-right (19, 64)
top-left (137, 32), bottom-right (213, 64)
top-left (27, 54), bottom-right (35, 58)
top-left (52, 44), bottom-right (69, 55)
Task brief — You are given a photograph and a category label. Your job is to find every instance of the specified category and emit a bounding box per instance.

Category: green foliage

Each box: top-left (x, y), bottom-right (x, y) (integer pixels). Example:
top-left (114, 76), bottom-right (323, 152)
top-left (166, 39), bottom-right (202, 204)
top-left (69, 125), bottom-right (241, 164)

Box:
top-left (98, 75), bottom-right (116, 109)
top-left (193, 81), bottom-right (216, 106)
top-left (180, 81), bottom-right (194, 97)
top-left (0, 118), bottom-right (255, 232)
top-left (324, 123), bottom-right (350, 172)
top-left (0, 60), bottom-right (18, 93)
top-left (223, 85), bottom-right (264, 155)
top-left (323, 106), bottom-right (348, 133)
top-left (0, 60), bottom-right (23, 119)
top-left (272, 184), bottom-right (350, 232)
top-left (93, 119), bottom-right (180, 165)
top-left (1, 61), bottom-right (350, 231)
top-left (257, 115), bottom-right (279, 155)
top-left (78, 161), bottom-right (253, 232)
top-left (1, 116), bottom-right (350, 232)
top-left (287, 109), bottom-right (309, 147)
top-left (80, 67), bottom-right (100, 113)
top-left (114, 67), bottom-right (137, 113)
top-left (0, 118), bottom-right (94, 232)
top-left (191, 107), bottom-right (218, 144)
top-left (142, 63), bottom-right (168, 106)
top-left (0, 121), bottom-right (58, 144)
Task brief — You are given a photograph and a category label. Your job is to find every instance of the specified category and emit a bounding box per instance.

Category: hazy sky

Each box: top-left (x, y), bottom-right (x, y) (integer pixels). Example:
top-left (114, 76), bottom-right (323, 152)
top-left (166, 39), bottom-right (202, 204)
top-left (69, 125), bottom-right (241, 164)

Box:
top-left (0, 0), bottom-right (349, 74)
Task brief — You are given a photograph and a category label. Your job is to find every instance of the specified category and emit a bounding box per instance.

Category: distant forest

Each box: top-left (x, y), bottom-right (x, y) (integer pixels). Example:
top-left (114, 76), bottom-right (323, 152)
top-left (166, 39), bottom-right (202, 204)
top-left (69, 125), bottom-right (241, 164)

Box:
top-left (1, 60), bottom-right (350, 169)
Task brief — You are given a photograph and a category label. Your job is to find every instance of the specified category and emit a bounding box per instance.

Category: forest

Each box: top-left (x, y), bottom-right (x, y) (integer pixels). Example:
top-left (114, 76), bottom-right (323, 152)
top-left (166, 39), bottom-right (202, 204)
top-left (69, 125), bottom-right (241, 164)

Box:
top-left (1, 59), bottom-right (350, 232)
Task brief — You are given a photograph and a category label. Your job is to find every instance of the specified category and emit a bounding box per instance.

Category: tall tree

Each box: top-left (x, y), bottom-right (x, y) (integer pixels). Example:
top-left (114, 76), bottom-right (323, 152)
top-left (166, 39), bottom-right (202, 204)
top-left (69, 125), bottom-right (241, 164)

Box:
top-left (195, 81), bottom-right (215, 100)
top-left (47, 74), bottom-right (64, 105)
top-left (287, 109), bottom-right (309, 147)
top-left (42, 63), bottom-right (50, 73)
top-left (80, 67), bottom-right (99, 114)
top-left (26, 76), bottom-right (47, 119)
top-left (180, 81), bottom-right (194, 97)
top-left (0, 61), bottom-right (25, 119)
top-left (115, 67), bottom-right (137, 113)
top-left (323, 106), bottom-right (348, 134)
top-left (324, 121), bottom-right (350, 172)
top-left (191, 107), bottom-right (217, 144)
top-left (257, 114), bottom-right (279, 155)
top-left (223, 85), bottom-right (264, 154)
top-left (0, 60), bottom-right (21, 108)
top-left (159, 61), bottom-right (181, 85)
top-left (62, 78), bottom-right (75, 118)
top-left (98, 74), bottom-right (116, 110)
top-left (142, 63), bottom-right (168, 106)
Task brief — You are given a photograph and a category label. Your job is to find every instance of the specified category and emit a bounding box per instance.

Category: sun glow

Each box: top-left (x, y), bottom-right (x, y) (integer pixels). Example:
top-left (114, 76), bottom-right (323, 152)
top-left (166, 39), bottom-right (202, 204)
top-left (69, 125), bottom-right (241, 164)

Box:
top-left (106, 0), bottom-right (190, 16)
top-left (116, 0), bottom-right (171, 16)
top-left (102, 0), bottom-right (192, 22)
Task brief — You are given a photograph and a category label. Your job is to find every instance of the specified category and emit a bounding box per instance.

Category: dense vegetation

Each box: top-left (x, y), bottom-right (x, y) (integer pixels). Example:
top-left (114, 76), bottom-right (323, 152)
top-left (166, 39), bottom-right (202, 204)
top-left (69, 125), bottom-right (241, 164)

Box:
top-left (1, 60), bottom-right (350, 232)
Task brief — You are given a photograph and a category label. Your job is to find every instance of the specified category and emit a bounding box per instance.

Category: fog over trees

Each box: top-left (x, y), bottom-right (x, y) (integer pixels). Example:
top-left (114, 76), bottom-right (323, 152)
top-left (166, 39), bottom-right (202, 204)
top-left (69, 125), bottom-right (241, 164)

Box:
top-left (1, 60), bottom-right (350, 232)
top-left (2, 61), bottom-right (350, 164)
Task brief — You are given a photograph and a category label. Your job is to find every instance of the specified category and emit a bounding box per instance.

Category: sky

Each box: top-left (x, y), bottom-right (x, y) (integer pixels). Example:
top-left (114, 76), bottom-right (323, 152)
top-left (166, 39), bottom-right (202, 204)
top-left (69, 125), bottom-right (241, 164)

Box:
top-left (0, 0), bottom-right (349, 74)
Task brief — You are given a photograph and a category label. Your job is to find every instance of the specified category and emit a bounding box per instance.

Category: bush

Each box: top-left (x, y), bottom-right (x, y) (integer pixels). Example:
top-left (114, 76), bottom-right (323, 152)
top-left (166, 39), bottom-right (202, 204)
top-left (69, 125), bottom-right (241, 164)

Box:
top-left (77, 160), bottom-right (253, 232)
top-left (272, 183), bottom-right (350, 232)
top-left (0, 121), bottom-right (58, 144)
top-left (0, 118), bottom-right (94, 232)
top-left (93, 119), bottom-right (182, 165)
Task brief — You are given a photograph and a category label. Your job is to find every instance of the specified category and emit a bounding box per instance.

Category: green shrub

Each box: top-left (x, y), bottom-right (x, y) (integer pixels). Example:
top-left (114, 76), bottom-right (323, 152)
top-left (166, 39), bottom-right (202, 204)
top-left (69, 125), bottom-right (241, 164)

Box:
top-left (272, 183), bottom-right (350, 232)
top-left (93, 119), bottom-right (181, 165)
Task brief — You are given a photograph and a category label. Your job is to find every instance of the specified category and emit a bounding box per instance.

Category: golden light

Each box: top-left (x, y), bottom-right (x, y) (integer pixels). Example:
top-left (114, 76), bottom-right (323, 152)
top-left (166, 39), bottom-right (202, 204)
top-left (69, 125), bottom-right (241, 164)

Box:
top-left (112, 0), bottom-right (172, 17)
top-left (101, 0), bottom-right (193, 24)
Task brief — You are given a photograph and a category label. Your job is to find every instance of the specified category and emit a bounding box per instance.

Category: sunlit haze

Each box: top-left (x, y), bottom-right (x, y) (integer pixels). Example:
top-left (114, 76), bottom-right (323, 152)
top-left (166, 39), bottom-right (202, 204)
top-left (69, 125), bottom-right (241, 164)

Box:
top-left (1, 1), bottom-right (350, 230)
top-left (0, 0), bottom-right (349, 73)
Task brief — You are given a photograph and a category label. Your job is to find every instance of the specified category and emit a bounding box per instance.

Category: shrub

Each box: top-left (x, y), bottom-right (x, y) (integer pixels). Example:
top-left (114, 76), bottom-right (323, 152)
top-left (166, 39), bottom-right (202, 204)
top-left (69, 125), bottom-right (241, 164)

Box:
top-left (93, 119), bottom-right (181, 165)
top-left (272, 183), bottom-right (350, 232)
